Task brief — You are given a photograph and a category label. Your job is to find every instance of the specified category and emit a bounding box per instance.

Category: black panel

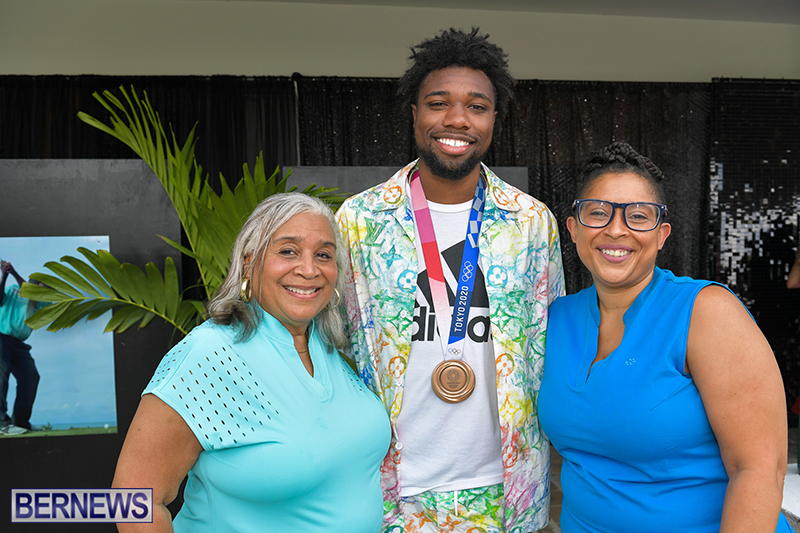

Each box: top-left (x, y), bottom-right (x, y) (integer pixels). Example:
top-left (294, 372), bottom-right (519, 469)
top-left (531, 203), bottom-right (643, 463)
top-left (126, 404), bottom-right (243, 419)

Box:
top-left (0, 159), bottom-right (181, 531)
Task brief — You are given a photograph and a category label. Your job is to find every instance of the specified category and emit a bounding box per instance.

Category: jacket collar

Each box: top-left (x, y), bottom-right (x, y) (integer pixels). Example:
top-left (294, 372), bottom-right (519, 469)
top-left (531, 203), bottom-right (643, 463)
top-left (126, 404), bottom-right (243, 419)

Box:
top-left (374, 159), bottom-right (525, 214)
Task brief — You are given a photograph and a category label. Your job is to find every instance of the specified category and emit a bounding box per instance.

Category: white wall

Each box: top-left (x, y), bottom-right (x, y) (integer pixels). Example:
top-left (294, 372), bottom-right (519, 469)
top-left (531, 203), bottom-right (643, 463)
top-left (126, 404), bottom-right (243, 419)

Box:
top-left (0, 0), bottom-right (798, 82)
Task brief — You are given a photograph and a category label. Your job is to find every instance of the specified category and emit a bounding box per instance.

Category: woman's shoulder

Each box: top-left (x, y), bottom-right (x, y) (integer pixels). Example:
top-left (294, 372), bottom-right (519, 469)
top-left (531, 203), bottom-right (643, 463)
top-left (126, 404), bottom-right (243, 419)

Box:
top-left (177, 319), bottom-right (234, 346)
top-left (638, 268), bottom-right (717, 306)
top-left (654, 267), bottom-right (728, 292)
top-left (647, 271), bottom-right (752, 343)
top-left (690, 283), bottom-right (749, 323)
top-left (551, 284), bottom-right (594, 311)
top-left (143, 321), bottom-right (271, 451)
top-left (145, 320), bottom-right (238, 392)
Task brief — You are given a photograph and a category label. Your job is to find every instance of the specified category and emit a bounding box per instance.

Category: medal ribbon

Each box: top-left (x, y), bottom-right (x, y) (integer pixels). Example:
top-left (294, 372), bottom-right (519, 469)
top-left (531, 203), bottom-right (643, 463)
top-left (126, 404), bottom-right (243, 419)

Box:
top-left (409, 169), bottom-right (486, 360)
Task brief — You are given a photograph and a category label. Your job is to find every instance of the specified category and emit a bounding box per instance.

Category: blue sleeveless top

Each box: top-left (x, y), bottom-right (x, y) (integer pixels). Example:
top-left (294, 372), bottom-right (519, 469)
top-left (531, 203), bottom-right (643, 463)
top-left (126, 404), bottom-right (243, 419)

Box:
top-left (539, 267), bottom-right (793, 533)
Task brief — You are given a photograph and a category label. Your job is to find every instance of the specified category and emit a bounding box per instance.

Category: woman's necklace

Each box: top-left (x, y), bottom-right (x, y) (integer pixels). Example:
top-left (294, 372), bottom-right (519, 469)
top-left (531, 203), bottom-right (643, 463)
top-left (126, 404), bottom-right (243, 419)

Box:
top-left (293, 330), bottom-right (310, 353)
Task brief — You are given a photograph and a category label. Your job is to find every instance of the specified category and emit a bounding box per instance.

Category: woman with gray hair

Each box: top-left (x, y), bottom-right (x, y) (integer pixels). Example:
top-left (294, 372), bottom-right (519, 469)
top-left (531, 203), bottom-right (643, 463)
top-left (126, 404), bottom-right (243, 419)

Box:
top-left (113, 193), bottom-right (390, 532)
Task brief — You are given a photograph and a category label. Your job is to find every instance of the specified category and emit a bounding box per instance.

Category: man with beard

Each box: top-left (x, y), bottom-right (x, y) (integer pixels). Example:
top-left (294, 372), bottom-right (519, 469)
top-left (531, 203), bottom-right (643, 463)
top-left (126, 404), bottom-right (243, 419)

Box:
top-left (336, 28), bottom-right (564, 533)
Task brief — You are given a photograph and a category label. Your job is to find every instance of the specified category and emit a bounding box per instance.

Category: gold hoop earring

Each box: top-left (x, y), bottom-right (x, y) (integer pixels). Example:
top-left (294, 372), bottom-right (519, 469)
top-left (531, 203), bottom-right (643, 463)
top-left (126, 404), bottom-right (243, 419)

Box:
top-left (325, 288), bottom-right (342, 310)
top-left (240, 278), bottom-right (252, 302)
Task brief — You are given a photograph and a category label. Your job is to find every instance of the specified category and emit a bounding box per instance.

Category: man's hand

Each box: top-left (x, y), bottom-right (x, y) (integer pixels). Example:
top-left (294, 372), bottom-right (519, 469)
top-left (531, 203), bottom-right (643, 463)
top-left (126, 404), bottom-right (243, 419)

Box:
top-left (0, 261), bottom-right (26, 287)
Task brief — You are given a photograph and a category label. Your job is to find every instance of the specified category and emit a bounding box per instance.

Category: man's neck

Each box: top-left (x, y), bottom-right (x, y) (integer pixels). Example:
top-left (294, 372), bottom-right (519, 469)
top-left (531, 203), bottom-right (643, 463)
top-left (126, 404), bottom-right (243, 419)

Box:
top-left (416, 163), bottom-right (483, 204)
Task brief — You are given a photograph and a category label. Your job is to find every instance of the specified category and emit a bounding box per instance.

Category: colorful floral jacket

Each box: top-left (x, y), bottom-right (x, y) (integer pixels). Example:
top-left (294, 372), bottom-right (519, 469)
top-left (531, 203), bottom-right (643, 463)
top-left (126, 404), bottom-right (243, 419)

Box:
top-left (335, 161), bottom-right (565, 532)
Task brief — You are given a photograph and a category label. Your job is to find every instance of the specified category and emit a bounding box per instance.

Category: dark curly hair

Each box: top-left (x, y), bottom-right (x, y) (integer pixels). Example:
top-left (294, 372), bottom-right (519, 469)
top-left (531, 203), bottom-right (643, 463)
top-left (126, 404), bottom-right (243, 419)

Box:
top-left (398, 27), bottom-right (515, 127)
top-left (577, 141), bottom-right (667, 204)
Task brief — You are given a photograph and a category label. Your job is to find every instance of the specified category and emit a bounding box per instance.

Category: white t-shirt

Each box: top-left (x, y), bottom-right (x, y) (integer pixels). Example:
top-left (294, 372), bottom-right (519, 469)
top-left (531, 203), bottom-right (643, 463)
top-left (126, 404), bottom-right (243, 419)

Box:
top-left (395, 196), bottom-right (504, 496)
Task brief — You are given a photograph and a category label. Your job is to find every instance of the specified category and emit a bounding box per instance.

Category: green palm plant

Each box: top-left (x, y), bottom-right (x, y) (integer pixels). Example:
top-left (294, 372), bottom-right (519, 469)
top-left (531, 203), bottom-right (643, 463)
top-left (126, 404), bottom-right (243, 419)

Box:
top-left (21, 86), bottom-right (347, 337)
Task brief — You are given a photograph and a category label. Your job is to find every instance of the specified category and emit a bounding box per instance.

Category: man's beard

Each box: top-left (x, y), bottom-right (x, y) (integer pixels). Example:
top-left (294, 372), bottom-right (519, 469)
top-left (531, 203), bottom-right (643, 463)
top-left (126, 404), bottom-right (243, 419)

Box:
top-left (417, 144), bottom-right (486, 181)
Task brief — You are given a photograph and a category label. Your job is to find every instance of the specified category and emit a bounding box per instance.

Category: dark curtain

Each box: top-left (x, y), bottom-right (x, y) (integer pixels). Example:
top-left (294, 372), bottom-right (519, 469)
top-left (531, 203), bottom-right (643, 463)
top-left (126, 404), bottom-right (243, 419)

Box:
top-left (709, 78), bottom-right (800, 422)
top-left (295, 76), bottom-right (711, 294)
top-left (294, 74), bottom-right (414, 168)
top-left (0, 75), bottom-right (297, 192)
top-left (489, 80), bottom-right (711, 293)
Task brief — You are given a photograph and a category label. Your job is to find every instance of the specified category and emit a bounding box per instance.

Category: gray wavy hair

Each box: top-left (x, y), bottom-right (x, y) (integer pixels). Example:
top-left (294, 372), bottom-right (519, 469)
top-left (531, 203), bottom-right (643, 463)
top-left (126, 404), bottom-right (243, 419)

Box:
top-left (207, 192), bottom-right (347, 350)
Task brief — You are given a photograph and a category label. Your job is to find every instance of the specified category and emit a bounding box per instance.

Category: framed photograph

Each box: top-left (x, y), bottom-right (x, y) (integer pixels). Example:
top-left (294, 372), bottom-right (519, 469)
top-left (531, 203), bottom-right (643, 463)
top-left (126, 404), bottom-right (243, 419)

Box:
top-left (0, 235), bottom-right (117, 438)
top-left (0, 159), bottom-right (181, 531)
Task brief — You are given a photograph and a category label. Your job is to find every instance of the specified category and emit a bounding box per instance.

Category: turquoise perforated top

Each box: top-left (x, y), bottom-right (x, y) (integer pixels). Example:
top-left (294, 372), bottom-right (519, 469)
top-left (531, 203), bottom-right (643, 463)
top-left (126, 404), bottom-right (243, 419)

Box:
top-left (144, 309), bottom-right (390, 532)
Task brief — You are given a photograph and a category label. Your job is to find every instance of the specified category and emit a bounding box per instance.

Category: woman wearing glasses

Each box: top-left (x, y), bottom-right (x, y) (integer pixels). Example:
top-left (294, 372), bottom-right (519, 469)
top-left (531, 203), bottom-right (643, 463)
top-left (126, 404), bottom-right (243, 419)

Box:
top-left (538, 142), bottom-right (792, 533)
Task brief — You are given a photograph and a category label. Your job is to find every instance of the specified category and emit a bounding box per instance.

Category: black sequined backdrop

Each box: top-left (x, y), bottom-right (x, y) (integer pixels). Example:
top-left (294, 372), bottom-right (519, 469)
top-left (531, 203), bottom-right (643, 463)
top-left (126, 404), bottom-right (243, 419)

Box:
top-left (709, 79), bottom-right (800, 422)
top-left (1, 75), bottom-right (798, 420)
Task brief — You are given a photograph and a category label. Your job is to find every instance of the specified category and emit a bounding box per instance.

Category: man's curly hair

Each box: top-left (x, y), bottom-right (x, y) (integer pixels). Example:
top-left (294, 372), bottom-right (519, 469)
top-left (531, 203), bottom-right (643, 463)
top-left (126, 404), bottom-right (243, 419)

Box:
top-left (398, 27), bottom-right (515, 125)
top-left (577, 141), bottom-right (667, 204)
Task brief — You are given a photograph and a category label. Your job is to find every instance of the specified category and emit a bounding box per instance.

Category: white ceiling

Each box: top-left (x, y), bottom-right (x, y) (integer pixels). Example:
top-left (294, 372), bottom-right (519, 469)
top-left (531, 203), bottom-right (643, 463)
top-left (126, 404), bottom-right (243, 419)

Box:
top-left (217, 0), bottom-right (800, 24)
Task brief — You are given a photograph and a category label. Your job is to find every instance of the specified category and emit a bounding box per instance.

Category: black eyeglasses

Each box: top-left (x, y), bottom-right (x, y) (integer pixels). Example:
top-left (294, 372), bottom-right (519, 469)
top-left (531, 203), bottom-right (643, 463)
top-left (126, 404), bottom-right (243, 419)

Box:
top-left (572, 199), bottom-right (668, 232)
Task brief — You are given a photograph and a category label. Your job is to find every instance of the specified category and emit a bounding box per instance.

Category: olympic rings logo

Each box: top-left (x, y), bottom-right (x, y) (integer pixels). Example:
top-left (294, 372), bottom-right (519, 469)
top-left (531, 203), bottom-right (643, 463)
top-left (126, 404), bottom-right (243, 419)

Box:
top-left (461, 261), bottom-right (474, 282)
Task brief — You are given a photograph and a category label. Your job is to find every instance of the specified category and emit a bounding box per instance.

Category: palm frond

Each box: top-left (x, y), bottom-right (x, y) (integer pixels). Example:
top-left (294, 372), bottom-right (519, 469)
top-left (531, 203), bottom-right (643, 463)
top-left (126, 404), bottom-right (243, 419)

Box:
top-left (22, 248), bottom-right (203, 335)
top-left (24, 85), bottom-right (350, 338)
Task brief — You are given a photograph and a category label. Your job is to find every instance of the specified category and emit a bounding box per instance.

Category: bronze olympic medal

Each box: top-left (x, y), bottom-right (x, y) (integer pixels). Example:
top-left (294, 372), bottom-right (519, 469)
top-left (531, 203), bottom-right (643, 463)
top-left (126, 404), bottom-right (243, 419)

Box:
top-left (431, 359), bottom-right (476, 403)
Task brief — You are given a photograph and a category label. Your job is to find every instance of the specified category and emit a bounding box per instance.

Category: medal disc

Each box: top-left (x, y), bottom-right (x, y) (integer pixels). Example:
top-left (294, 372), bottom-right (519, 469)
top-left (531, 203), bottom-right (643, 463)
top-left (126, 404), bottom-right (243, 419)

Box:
top-left (431, 360), bottom-right (476, 403)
